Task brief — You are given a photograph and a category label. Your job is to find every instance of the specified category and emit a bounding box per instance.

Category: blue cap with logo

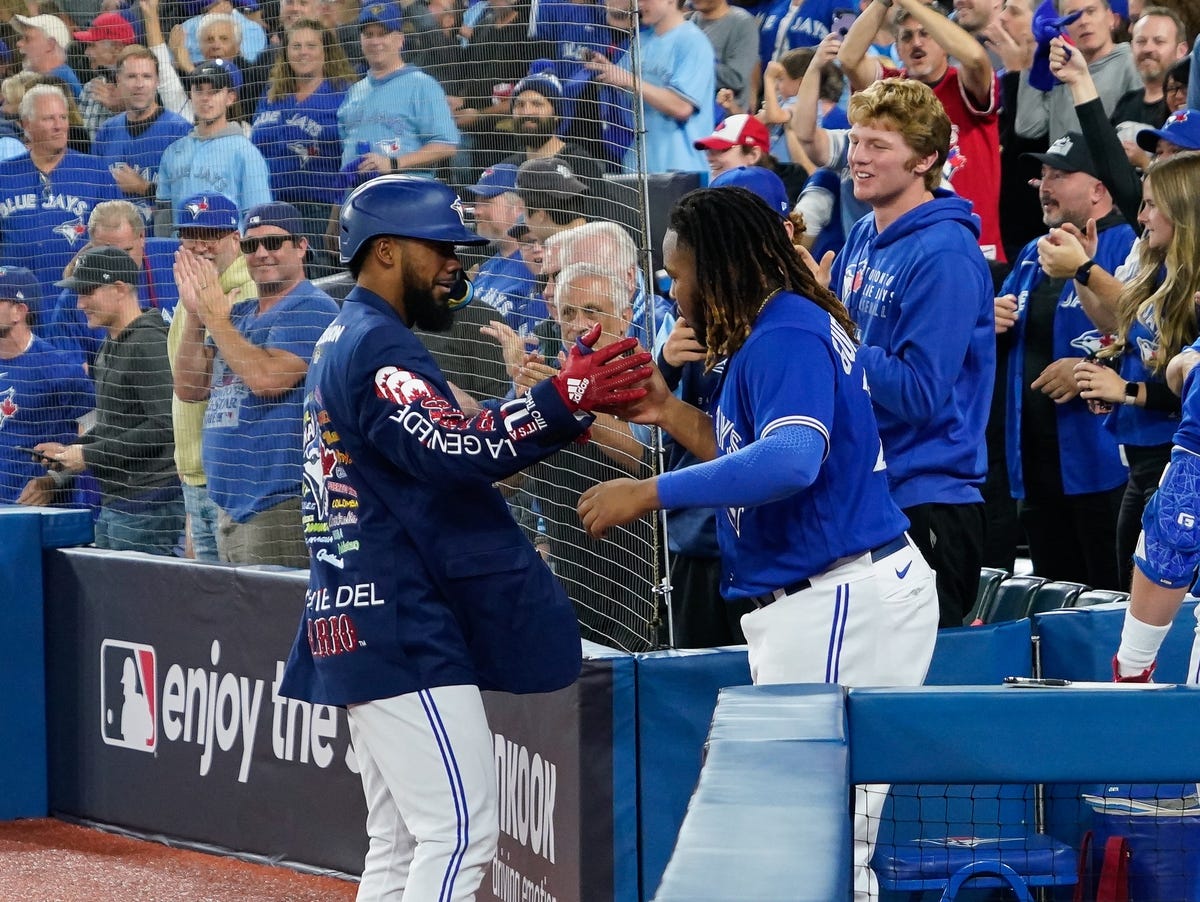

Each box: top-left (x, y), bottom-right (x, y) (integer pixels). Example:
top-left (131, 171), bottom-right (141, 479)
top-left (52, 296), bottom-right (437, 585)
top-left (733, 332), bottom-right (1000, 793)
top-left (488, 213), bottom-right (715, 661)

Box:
top-left (243, 202), bottom-right (305, 237)
top-left (710, 166), bottom-right (790, 219)
top-left (0, 265), bottom-right (38, 305)
top-left (468, 164), bottom-right (519, 198)
top-left (176, 193), bottom-right (240, 231)
top-left (514, 63), bottom-right (564, 104)
top-left (359, 0), bottom-right (402, 31)
top-left (1137, 109), bottom-right (1200, 153)
top-left (189, 58), bottom-right (243, 93)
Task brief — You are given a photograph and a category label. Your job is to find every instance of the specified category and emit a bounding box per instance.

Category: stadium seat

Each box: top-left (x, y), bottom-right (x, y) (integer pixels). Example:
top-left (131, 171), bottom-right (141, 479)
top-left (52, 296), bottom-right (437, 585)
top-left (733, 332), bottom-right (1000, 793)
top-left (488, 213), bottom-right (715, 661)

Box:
top-left (1071, 589), bottom-right (1130, 608)
top-left (982, 575), bottom-right (1046, 624)
top-left (965, 567), bottom-right (1008, 625)
top-left (873, 833), bottom-right (1076, 901)
top-left (1026, 581), bottom-right (1088, 616)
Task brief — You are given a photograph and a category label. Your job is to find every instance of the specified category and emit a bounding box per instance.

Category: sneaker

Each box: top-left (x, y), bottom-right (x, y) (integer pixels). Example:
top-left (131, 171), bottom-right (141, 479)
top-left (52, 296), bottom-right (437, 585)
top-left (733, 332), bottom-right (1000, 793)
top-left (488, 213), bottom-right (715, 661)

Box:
top-left (1112, 654), bottom-right (1155, 683)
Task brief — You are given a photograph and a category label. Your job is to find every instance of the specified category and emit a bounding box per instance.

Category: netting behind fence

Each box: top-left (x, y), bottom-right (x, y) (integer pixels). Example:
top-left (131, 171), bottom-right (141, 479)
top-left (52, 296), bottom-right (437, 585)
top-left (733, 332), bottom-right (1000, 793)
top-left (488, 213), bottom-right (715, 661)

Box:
top-left (0, 0), bottom-right (670, 652)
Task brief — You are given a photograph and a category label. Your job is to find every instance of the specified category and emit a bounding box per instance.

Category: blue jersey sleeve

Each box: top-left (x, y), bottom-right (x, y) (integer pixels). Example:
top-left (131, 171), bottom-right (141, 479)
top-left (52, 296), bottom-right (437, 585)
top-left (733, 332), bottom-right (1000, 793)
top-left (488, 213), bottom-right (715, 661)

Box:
top-left (262, 300), bottom-right (338, 360)
top-left (855, 250), bottom-right (992, 426)
top-left (657, 424), bottom-right (825, 509)
top-left (411, 75), bottom-right (461, 147)
top-left (741, 326), bottom-right (836, 449)
top-left (237, 141), bottom-right (273, 209)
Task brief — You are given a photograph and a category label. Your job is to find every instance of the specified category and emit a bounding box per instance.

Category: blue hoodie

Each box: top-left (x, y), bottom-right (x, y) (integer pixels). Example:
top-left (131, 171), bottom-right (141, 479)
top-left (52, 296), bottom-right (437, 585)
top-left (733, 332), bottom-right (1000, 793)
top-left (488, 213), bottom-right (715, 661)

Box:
top-left (832, 190), bottom-right (995, 509)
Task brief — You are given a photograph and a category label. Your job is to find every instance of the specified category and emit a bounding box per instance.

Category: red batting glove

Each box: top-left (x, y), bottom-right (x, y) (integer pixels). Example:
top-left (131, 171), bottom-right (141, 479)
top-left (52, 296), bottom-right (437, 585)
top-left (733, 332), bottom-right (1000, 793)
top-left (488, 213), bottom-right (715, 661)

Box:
top-left (550, 323), bottom-right (653, 412)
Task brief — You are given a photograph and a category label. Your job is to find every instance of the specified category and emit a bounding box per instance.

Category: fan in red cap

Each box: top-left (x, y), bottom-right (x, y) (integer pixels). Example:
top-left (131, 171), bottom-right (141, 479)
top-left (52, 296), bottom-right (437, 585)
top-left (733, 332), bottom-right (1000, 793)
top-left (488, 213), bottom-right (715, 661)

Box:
top-left (694, 114), bottom-right (771, 181)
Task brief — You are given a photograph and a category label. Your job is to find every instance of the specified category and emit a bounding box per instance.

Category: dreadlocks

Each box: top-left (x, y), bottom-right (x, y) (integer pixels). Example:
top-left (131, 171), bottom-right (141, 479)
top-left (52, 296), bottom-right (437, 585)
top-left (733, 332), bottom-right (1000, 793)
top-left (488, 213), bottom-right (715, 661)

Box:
top-left (668, 186), bottom-right (857, 371)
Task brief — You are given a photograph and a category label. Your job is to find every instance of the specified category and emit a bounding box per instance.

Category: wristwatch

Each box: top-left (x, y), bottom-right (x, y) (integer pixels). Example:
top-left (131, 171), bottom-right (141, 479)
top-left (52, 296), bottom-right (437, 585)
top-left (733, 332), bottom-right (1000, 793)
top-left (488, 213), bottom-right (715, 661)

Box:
top-left (1125, 382), bottom-right (1139, 404)
top-left (1075, 259), bottom-right (1099, 286)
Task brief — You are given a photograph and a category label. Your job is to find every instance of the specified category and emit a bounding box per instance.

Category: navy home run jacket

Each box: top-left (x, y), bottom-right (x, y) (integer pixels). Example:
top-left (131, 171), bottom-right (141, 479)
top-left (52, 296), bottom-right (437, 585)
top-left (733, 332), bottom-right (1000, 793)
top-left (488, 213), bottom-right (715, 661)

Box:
top-left (279, 286), bottom-right (586, 707)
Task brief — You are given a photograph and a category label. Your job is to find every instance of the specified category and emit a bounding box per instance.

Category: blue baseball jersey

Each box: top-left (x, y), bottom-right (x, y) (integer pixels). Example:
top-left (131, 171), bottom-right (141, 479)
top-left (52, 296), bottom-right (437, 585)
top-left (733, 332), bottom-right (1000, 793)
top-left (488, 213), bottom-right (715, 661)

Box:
top-left (338, 67), bottom-right (460, 176)
top-left (95, 109), bottom-right (192, 224)
top-left (531, 0), bottom-right (608, 61)
top-left (278, 286), bottom-right (585, 707)
top-left (1106, 301), bottom-right (1182, 447)
top-left (157, 127), bottom-right (273, 214)
top-left (0, 336), bottom-right (94, 503)
top-left (202, 281), bottom-right (339, 523)
top-left (251, 83), bottom-right (349, 209)
top-left (832, 190), bottom-right (994, 509)
top-left (0, 151), bottom-right (121, 310)
top-left (758, 0), bottom-right (840, 65)
top-left (658, 291), bottom-right (908, 598)
top-left (999, 224), bottom-right (1134, 497)
top-left (619, 22), bottom-right (714, 174)
top-left (473, 249), bottom-right (545, 338)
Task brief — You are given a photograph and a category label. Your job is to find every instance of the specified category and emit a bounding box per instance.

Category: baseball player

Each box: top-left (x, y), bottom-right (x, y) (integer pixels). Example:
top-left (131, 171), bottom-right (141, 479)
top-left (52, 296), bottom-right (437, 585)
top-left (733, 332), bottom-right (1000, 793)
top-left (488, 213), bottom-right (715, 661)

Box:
top-left (278, 175), bottom-right (651, 902)
top-left (577, 186), bottom-right (939, 902)
top-left (1113, 338), bottom-right (1200, 683)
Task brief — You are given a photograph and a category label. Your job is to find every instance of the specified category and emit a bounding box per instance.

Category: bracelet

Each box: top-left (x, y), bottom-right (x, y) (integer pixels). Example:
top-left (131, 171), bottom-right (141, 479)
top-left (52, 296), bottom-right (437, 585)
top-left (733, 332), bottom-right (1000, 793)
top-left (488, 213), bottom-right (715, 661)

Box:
top-left (1075, 259), bottom-right (1099, 286)
top-left (390, 157), bottom-right (399, 173)
top-left (1124, 381), bottom-right (1139, 404)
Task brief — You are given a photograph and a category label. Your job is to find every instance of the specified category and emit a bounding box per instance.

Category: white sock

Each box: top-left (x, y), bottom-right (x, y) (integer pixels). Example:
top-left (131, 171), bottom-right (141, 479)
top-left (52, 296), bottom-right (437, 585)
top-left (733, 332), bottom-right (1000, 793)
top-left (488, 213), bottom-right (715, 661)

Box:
top-left (1116, 610), bottom-right (1171, 675)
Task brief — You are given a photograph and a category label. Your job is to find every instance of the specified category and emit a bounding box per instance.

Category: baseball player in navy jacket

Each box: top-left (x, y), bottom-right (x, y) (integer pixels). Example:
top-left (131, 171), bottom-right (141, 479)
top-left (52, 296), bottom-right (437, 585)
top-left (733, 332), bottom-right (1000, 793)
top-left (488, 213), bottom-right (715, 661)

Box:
top-left (279, 175), bottom-right (650, 902)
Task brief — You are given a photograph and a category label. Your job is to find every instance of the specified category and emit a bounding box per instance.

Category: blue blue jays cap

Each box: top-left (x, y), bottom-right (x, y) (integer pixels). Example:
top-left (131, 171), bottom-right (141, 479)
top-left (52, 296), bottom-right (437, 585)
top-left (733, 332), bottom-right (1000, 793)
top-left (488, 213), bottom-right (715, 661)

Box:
top-left (514, 66), bottom-right (564, 104)
top-left (0, 266), bottom-right (37, 304)
top-left (359, 1), bottom-right (402, 31)
top-left (176, 193), bottom-right (239, 232)
top-left (468, 163), bottom-right (519, 198)
top-left (243, 201), bottom-right (305, 237)
top-left (189, 58), bottom-right (242, 93)
top-left (1137, 109), bottom-right (1200, 153)
top-left (710, 166), bottom-right (790, 219)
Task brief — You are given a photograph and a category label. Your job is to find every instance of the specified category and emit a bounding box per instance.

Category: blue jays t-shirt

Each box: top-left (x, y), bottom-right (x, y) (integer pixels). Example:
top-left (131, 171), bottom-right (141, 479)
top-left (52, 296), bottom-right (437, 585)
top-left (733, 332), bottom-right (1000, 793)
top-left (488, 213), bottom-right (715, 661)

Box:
top-left (252, 82), bottom-right (349, 209)
top-left (95, 109), bottom-right (192, 224)
top-left (473, 249), bottom-right (546, 338)
top-left (0, 151), bottom-right (121, 311)
top-left (203, 281), bottom-right (339, 522)
top-left (0, 336), bottom-right (94, 503)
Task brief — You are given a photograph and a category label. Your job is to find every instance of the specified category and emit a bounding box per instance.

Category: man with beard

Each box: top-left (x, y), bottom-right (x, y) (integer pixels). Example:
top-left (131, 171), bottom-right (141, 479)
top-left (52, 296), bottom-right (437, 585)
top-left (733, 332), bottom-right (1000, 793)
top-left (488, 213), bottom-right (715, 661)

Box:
top-left (993, 133), bottom-right (1134, 588)
top-left (1109, 7), bottom-right (1188, 131)
top-left (500, 69), bottom-right (607, 201)
top-left (278, 174), bottom-right (650, 902)
top-left (173, 201), bottom-right (338, 567)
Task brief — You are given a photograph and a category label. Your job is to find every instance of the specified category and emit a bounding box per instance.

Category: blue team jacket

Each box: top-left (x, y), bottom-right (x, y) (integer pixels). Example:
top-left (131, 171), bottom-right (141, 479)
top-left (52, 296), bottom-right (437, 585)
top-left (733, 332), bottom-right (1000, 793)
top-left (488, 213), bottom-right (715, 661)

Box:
top-left (1002, 224), bottom-right (1134, 497)
top-left (279, 287), bottom-right (586, 706)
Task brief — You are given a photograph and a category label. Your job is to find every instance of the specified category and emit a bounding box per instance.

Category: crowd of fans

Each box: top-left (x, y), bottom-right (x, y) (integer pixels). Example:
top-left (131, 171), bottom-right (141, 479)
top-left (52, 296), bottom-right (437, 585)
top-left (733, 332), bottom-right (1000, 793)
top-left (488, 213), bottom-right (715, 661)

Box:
top-left (0, 0), bottom-right (1197, 651)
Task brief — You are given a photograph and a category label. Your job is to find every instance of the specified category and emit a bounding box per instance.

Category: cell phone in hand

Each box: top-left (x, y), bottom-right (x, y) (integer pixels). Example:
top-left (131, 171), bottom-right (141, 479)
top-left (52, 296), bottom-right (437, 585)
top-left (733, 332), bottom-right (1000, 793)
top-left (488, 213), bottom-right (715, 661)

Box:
top-left (831, 8), bottom-right (857, 35)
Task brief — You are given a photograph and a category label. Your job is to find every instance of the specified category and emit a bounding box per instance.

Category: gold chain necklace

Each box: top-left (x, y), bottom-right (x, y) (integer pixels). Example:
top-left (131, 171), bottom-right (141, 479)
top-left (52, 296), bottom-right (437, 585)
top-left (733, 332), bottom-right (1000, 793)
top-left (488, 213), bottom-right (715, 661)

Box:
top-left (756, 288), bottom-right (782, 319)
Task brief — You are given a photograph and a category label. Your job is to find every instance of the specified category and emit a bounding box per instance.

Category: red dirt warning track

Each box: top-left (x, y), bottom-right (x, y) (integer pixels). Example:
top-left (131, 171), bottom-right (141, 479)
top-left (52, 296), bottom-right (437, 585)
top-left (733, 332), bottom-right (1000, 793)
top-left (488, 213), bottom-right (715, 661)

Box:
top-left (0, 818), bottom-right (359, 901)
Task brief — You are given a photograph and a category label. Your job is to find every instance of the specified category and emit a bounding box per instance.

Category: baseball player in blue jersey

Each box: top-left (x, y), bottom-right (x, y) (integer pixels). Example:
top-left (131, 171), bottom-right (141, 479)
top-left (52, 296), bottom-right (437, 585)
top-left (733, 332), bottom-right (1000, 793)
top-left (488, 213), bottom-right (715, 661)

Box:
top-left (278, 175), bottom-right (650, 902)
top-left (578, 186), bottom-right (938, 902)
top-left (1113, 338), bottom-right (1200, 683)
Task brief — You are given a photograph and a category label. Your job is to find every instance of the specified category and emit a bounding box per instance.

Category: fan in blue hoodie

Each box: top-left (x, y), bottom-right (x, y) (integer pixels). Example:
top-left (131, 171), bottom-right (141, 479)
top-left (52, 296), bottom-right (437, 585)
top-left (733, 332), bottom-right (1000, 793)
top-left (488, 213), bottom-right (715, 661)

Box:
top-left (831, 78), bottom-right (995, 629)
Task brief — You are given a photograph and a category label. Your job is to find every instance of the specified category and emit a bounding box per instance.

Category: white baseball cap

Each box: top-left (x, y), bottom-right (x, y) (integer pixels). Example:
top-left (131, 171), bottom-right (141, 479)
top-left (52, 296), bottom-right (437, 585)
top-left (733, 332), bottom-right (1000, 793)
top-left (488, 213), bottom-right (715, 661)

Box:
top-left (14, 14), bottom-right (72, 51)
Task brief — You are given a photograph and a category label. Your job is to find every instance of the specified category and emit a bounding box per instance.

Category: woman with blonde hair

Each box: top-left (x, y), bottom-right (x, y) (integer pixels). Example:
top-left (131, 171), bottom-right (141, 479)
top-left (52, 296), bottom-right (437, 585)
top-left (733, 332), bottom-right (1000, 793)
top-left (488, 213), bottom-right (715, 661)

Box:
top-left (1076, 150), bottom-right (1200, 588)
top-left (250, 19), bottom-right (352, 277)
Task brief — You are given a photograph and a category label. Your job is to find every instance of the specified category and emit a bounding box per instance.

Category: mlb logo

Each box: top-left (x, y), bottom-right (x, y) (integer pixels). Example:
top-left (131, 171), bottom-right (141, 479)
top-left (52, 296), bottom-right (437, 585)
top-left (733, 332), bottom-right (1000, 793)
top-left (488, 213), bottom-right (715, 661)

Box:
top-left (99, 640), bottom-right (157, 753)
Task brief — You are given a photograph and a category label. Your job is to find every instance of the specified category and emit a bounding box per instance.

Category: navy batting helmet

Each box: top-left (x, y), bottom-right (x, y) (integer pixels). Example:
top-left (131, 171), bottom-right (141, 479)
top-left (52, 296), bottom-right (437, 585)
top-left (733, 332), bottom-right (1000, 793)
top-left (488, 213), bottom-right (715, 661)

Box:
top-left (339, 175), bottom-right (489, 266)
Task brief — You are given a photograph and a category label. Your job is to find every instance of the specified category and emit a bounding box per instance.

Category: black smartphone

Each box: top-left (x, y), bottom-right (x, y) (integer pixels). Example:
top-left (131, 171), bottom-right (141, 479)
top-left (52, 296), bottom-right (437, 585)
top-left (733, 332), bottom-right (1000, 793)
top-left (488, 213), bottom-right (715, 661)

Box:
top-left (14, 445), bottom-right (52, 461)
